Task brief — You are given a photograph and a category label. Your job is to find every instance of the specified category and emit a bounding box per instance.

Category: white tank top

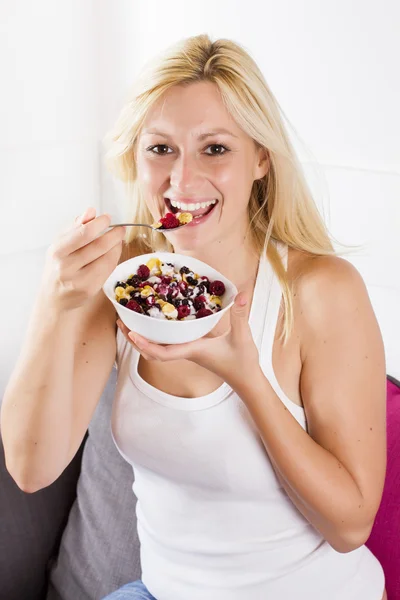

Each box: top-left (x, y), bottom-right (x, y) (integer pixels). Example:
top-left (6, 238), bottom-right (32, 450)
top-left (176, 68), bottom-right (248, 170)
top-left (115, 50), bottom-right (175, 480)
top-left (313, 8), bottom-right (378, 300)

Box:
top-left (111, 241), bottom-right (385, 600)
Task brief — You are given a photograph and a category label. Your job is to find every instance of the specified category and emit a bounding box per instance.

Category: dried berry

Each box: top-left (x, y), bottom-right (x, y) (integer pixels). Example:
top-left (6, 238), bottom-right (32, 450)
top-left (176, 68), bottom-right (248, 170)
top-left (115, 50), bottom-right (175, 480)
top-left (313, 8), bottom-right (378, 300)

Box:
top-left (196, 283), bottom-right (207, 295)
top-left (193, 297), bottom-right (205, 311)
top-left (126, 299), bottom-right (142, 313)
top-left (156, 284), bottom-right (169, 298)
top-left (167, 287), bottom-right (180, 301)
top-left (186, 276), bottom-right (198, 286)
top-left (160, 213), bottom-right (180, 229)
top-left (115, 281), bottom-right (127, 289)
top-left (137, 265), bottom-right (150, 280)
top-left (180, 266), bottom-right (190, 275)
top-left (127, 276), bottom-right (141, 287)
top-left (146, 295), bottom-right (157, 307)
top-left (177, 305), bottom-right (191, 319)
top-left (209, 280), bottom-right (225, 296)
top-left (119, 298), bottom-right (128, 306)
top-left (196, 308), bottom-right (213, 319)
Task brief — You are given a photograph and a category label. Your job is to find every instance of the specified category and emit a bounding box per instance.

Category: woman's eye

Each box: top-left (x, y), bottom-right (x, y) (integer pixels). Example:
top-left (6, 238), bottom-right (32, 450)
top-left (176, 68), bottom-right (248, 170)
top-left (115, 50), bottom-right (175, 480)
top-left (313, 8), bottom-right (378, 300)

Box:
top-left (204, 144), bottom-right (229, 156)
top-left (148, 145), bottom-right (172, 155)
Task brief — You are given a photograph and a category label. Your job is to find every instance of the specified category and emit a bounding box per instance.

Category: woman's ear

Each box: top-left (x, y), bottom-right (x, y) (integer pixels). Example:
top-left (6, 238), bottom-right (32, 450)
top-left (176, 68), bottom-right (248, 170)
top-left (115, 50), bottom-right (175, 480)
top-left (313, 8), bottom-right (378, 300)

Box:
top-left (254, 147), bottom-right (270, 180)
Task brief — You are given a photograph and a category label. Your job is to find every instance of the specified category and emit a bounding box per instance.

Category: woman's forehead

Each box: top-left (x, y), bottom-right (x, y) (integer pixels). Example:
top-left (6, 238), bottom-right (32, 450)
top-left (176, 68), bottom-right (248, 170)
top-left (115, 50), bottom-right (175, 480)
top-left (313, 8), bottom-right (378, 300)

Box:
top-left (141, 81), bottom-right (244, 139)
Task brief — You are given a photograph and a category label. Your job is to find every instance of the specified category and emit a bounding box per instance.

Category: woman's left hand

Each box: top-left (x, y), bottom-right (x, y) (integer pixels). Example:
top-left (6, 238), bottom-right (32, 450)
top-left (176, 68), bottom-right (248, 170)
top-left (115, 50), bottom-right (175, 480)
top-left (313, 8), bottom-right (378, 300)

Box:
top-left (116, 292), bottom-right (261, 389)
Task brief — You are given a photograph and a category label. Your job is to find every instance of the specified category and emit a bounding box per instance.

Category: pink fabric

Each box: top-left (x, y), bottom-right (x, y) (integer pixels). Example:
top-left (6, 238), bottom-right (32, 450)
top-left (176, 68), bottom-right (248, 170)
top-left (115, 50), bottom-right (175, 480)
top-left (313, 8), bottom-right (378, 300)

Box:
top-left (366, 378), bottom-right (400, 600)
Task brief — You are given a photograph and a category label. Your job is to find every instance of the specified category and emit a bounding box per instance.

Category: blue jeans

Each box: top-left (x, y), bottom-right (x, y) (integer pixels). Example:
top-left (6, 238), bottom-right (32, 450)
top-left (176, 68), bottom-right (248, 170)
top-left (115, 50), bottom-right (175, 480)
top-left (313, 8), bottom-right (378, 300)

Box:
top-left (102, 580), bottom-right (157, 600)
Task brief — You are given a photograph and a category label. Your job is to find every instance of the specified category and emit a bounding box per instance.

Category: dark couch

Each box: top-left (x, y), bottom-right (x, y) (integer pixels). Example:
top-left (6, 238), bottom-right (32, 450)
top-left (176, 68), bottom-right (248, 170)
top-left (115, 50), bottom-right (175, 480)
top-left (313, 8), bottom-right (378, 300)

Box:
top-left (1, 371), bottom-right (400, 600)
top-left (0, 367), bottom-right (141, 600)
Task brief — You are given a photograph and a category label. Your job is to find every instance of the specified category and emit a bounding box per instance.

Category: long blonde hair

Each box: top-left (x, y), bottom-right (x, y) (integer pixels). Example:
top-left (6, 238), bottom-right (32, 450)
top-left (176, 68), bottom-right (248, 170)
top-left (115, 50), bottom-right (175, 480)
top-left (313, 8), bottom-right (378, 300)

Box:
top-left (105, 34), bottom-right (337, 344)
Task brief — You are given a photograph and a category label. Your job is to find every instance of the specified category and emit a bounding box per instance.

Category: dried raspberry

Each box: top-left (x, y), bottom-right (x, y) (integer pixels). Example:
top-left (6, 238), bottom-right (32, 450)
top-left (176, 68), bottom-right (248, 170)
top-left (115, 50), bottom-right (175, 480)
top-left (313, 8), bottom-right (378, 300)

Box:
top-left (193, 297), bottom-right (205, 311)
top-left (177, 305), bottom-right (191, 319)
top-left (156, 283), bottom-right (169, 298)
top-left (126, 299), bottom-right (142, 313)
top-left (196, 308), bottom-right (213, 319)
top-left (161, 276), bottom-right (172, 284)
top-left (137, 264), bottom-right (150, 280)
top-left (209, 280), bottom-right (225, 296)
top-left (178, 280), bottom-right (188, 291)
top-left (146, 295), bottom-right (157, 306)
top-left (160, 213), bottom-right (180, 229)
top-left (178, 281), bottom-right (189, 296)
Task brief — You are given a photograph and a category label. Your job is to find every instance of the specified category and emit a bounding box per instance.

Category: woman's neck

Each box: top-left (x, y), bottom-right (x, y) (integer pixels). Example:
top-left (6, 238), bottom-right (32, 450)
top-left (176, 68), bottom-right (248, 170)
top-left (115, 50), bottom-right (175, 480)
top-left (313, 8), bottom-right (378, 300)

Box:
top-left (172, 229), bottom-right (260, 293)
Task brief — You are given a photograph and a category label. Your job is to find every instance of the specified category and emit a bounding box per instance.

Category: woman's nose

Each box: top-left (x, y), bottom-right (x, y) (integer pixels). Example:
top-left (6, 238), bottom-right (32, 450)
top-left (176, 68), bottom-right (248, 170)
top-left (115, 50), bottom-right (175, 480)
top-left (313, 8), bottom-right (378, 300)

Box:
top-left (169, 154), bottom-right (203, 194)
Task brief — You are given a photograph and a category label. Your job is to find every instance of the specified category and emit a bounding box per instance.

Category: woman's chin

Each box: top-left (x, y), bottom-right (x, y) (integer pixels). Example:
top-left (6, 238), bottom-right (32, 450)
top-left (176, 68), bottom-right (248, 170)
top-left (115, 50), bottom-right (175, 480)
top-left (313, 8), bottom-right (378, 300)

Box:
top-left (168, 228), bottom-right (213, 253)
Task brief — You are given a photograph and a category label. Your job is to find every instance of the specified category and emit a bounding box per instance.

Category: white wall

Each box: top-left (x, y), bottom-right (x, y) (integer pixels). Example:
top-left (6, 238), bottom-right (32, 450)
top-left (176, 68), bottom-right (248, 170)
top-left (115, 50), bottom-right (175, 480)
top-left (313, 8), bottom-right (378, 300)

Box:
top-left (1, 0), bottom-right (399, 396)
top-left (0, 0), bottom-right (101, 393)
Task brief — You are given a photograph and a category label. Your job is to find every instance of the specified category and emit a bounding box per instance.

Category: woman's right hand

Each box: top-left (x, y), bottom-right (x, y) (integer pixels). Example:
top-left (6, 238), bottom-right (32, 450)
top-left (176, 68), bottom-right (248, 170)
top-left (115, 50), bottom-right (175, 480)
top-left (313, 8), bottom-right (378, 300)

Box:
top-left (40, 207), bottom-right (126, 313)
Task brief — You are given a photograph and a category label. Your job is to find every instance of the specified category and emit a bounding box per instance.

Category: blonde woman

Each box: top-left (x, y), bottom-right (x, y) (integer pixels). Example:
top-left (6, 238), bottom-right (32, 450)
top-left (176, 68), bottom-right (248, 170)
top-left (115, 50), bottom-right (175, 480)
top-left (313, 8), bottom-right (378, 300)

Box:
top-left (2, 35), bottom-right (387, 599)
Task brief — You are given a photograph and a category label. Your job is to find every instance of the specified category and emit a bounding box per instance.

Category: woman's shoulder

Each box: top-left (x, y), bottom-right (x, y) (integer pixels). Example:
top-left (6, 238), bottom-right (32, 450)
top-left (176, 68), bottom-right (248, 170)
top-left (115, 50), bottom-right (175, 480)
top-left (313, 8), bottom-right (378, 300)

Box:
top-left (287, 247), bottom-right (370, 339)
top-left (287, 247), bottom-right (366, 300)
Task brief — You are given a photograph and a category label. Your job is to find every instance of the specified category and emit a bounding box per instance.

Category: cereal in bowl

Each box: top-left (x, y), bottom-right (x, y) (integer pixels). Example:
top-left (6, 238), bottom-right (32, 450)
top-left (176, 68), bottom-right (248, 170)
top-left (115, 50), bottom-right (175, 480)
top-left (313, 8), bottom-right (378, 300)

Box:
top-left (114, 259), bottom-right (226, 321)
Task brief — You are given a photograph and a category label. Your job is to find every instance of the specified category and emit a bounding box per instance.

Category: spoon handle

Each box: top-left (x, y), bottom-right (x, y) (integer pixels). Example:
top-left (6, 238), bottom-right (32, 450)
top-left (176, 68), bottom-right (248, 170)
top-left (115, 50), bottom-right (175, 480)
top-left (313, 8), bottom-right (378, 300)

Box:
top-left (108, 223), bottom-right (153, 229)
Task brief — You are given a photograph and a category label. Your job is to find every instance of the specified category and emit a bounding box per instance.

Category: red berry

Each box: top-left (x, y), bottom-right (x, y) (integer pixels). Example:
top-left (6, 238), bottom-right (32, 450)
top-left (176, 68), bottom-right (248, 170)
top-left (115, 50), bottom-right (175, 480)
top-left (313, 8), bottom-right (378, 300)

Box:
top-left (178, 281), bottom-right (188, 291)
top-left (126, 299), bottom-right (142, 313)
top-left (156, 284), bottom-right (169, 297)
top-left (137, 264), bottom-right (150, 279)
top-left (193, 297), bottom-right (205, 311)
top-left (196, 308), bottom-right (213, 319)
top-left (160, 213), bottom-right (180, 229)
top-left (209, 280), bottom-right (225, 296)
top-left (177, 305), bottom-right (191, 319)
top-left (161, 276), bottom-right (172, 284)
top-left (146, 295), bottom-right (156, 307)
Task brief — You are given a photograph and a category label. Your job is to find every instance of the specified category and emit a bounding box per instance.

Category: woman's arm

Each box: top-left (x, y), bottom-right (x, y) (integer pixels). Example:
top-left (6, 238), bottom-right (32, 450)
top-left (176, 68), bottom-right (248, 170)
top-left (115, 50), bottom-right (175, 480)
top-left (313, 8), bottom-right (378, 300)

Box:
top-left (234, 256), bottom-right (387, 553)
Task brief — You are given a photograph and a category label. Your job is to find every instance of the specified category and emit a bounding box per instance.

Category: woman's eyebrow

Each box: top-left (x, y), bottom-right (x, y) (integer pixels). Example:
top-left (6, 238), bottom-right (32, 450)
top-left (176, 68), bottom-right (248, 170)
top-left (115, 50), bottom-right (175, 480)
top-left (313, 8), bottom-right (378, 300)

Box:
top-left (141, 128), bottom-right (238, 139)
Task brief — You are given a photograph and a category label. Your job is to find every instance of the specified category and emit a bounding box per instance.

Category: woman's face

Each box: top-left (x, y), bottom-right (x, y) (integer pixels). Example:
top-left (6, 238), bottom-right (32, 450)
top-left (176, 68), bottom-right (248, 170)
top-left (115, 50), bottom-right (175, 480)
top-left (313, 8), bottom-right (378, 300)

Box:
top-left (136, 81), bottom-right (268, 251)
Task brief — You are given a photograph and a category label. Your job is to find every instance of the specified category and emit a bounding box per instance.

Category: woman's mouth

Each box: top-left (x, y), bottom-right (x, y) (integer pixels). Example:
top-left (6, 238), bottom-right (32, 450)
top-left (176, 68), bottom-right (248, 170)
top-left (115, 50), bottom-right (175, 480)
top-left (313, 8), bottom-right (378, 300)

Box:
top-left (164, 198), bottom-right (218, 220)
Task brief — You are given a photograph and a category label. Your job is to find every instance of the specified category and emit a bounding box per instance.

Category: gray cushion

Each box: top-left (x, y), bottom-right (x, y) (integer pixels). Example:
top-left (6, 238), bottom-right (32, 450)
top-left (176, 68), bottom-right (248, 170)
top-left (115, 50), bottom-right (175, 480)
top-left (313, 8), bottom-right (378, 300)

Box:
top-left (0, 424), bottom-right (84, 600)
top-left (46, 367), bottom-right (141, 600)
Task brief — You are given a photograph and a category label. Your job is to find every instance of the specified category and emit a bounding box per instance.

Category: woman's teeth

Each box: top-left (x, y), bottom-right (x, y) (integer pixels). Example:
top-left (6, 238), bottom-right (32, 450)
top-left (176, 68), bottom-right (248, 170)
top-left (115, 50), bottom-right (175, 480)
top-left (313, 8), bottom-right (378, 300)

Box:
top-left (169, 199), bottom-right (217, 211)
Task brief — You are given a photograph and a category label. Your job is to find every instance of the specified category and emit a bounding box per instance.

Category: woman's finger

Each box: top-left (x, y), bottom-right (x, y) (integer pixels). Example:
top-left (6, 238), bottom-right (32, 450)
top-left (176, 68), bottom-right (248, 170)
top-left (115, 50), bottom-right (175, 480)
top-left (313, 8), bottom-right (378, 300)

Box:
top-left (128, 331), bottom-right (206, 362)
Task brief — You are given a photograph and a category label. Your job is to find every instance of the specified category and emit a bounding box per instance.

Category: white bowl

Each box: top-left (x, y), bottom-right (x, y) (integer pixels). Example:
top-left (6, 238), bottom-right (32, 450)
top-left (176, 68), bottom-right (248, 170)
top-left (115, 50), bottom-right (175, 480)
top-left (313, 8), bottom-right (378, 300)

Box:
top-left (103, 252), bottom-right (238, 345)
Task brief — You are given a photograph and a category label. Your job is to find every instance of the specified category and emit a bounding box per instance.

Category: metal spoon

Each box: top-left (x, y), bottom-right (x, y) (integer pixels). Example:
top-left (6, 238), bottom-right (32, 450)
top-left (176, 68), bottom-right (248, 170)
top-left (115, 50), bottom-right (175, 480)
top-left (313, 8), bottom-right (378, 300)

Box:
top-left (108, 221), bottom-right (191, 233)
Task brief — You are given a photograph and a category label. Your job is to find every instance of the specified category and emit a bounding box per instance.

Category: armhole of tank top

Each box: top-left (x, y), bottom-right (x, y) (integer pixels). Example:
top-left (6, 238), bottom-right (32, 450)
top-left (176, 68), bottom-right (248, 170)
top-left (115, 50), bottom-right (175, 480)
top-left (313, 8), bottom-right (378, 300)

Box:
top-left (114, 326), bottom-right (125, 371)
